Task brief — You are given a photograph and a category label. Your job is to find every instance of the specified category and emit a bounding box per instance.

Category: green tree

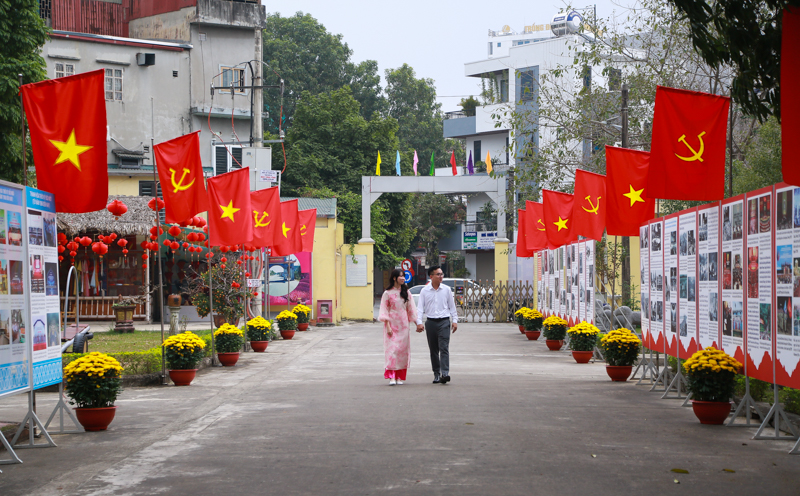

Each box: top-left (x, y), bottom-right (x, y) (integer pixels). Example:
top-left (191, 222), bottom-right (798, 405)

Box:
top-left (0, 0), bottom-right (48, 183)
top-left (409, 193), bottom-right (465, 262)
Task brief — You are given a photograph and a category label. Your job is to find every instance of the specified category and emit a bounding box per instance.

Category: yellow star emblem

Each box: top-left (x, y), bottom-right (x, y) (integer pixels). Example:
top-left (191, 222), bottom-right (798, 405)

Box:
top-left (219, 200), bottom-right (240, 222)
top-left (282, 222), bottom-right (291, 238)
top-left (623, 184), bottom-right (645, 207)
top-left (554, 216), bottom-right (569, 231)
top-left (50, 129), bottom-right (92, 171)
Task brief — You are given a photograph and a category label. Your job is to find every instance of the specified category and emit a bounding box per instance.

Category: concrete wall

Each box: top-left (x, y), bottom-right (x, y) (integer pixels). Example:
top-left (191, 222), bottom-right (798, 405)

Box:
top-left (310, 218), bottom-right (342, 324)
top-left (466, 134), bottom-right (509, 168)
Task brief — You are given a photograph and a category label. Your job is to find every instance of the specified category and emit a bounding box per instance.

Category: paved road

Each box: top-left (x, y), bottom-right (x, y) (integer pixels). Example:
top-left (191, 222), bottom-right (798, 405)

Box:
top-left (1, 322), bottom-right (799, 495)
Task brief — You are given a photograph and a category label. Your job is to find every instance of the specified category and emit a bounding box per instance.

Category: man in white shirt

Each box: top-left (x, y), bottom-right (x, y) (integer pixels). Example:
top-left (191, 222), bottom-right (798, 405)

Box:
top-left (416, 266), bottom-right (458, 384)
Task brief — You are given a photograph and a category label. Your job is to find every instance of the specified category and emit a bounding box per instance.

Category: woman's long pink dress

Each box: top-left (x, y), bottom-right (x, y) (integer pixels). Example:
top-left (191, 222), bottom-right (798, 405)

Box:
top-left (378, 288), bottom-right (418, 380)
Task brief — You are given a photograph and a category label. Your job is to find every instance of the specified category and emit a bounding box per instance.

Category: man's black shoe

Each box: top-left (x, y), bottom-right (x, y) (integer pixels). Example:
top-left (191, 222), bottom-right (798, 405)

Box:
top-left (432, 375), bottom-right (440, 384)
top-left (440, 375), bottom-right (450, 384)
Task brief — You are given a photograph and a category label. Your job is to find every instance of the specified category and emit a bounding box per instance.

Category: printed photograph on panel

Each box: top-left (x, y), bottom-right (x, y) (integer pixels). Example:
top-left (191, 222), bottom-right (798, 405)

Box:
top-left (732, 203), bottom-right (743, 240)
top-left (0, 309), bottom-right (8, 346)
top-left (795, 188), bottom-right (800, 228)
top-left (670, 267), bottom-right (678, 294)
top-left (680, 274), bottom-right (688, 299)
top-left (9, 260), bottom-right (23, 295)
top-left (748, 198), bottom-right (759, 235)
top-left (47, 312), bottom-right (60, 347)
top-left (688, 276), bottom-right (696, 302)
top-left (7, 211), bottom-right (21, 246)
top-left (723, 301), bottom-right (733, 336)
top-left (45, 262), bottom-right (58, 296)
top-left (43, 212), bottom-right (57, 247)
top-left (651, 300), bottom-right (657, 322)
top-left (29, 254), bottom-right (44, 294)
top-left (32, 315), bottom-right (46, 351)
top-left (656, 301), bottom-right (663, 322)
top-left (709, 252), bottom-right (718, 281)
top-left (0, 209), bottom-right (6, 244)
top-left (777, 190), bottom-right (792, 231)
top-left (642, 226), bottom-right (649, 249)
top-left (733, 253), bottom-right (743, 290)
top-left (795, 258), bottom-right (800, 297)
top-left (11, 309), bottom-right (25, 344)
top-left (747, 247), bottom-right (758, 298)
top-left (680, 315), bottom-right (688, 337)
top-left (657, 272), bottom-right (663, 291)
top-left (680, 231), bottom-right (688, 256)
top-left (777, 245), bottom-right (792, 284)
top-left (794, 301), bottom-right (800, 336)
top-left (733, 302), bottom-right (743, 338)
top-left (588, 265), bottom-right (594, 287)
top-left (652, 223), bottom-right (662, 251)
top-left (759, 195), bottom-right (771, 233)
top-left (699, 212), bottom-right (708, 241)
top-left (700, 254), bottom-right (708, 281)
top-left (27, 209), bottom-right (42, 246)
top-left (642, 294), bottom-right (650, 321)
top-left (670, 231), bottom-right (677, 255)
top-left (688, 229), bottom-right (696, 255)
top-left (0, 259), bottom-right (7, 295)
top-left (723, 252), bottom-right (732, 289)
top-left (723, 205), bottom-right (732, 241)
top-left (759, 303), bottom-right (772, 341)
top-left (671, 303), bottom-right (677, 333)
top-left (777, 297), bottom-right (792, 336)
top-left (709, 292), bottom-right (718, 322)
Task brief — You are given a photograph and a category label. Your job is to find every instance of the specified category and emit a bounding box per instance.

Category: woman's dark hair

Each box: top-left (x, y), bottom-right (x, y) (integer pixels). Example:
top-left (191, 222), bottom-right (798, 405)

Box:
top-left (387, 268), bottom-right (409, 302)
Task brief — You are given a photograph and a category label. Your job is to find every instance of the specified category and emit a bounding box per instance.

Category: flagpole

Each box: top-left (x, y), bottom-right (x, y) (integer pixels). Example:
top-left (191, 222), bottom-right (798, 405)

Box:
top-left (151, 135), bottom-right (167, 386)
top-left (19, 74), bottom-right (27, 187)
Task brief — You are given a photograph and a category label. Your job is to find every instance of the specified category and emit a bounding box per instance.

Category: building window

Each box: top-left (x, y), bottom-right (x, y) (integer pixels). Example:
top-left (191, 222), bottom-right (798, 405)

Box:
top-left (221, 66), bottom-right (245, 93)
top-left (497, 42), bottom-right (501, 47)
top-left (519, 70), bottom-right (535, 101)
top-left (488, 42), bottom-right (493, 56)
top-left (474, 140), bottom-right (481, 167)
top-left (213, 145), bottom-right (243, 175)
top-left (500, 75), bottom-right (509, 103)
top-left (105, 68), bottom-right (123, 101)
top-left (55, 62), bottom-right (74, 79)
top-left (505, 137), bottom-right (510, 165)
top-left (607, 67), bottom-right (622, 91)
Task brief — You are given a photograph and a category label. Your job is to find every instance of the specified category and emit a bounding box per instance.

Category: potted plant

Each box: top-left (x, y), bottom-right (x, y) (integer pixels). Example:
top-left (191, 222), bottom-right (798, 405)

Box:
top-left (276, 310), bottom-right (298, 340)
top-left (112, 295), bottom-right (141, 333)
top-left (247, 316), bottom-right (272, 352)
top-left (599, 328), bottom-right (641, 381)
top-left (514, 307), bottom-right (527, 333)
top-left (162, 331), bottom-right (206, 385)
top-left (63, 352), bottom-right (124, 431)
top-left (542, 315), bottom-right (568, 351)
top-left (214, 323), bottom-right (244, 366)
top-left (294, 304), bottom-right (311, 331)
top-left (185, 261), bottom-right (254, 328)
top-left (522, 308), bottom-right (544, 340)
top-left (567, 321), bottom-right (600, 363)
top-left (684, 347), bottom-right (741, 424)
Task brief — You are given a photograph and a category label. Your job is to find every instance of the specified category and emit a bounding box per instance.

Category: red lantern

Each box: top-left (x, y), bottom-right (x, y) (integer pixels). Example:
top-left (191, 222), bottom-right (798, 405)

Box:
top-left (221, 264), bottom-right (226, 269)
top-left (182, 242), bottom-right (189, 250)
top-left (252, 292), bottom-right (258, 297)
top-left (117, 238), bottom-right (128, 248)
top-left (58, 245), bottom-right (65, 254)
top-left (57, 233), bottom-right (67, 245)
top-left (245, 272), bottom-right (251, 277)
top-left (67, 241), bottom-right (78, 252)
top-left (79, 236), bottom-right (92, 247)
top-left (236, 260), bottom-right (243, 265)
top-left (122, 249), bottom-right (128, 255)
top-left (163, 239), bottom-right (171, 246)
top-left (97, 235), bottom-right (106, 243)
top-left (220, 257), bottom-right (227, 263)
top-left (202, 225), bottom-right (208, 233)
top-left (69, 250), bottom-right (77, 257)
top-left (203, 241), bottom-right (209, 248)
top-left (168, 225), bottom-right (182, 237)
top-left (143, 263), bottom-right (148, 269)
top-left (196, 233), bottom-right (205, 242)
top-left (170, 241), bottom-right (179, 252)
top-left (220, 246), bottom-right (229, 253)
top-left (142, 253), bottom-right (149, 260)
top-left (196, 217), bottom-right (207, 228)
top-left (106, 199), bottom-right (128, 218)
top-left (108, 233), bottom-right (117, 241)
top-left (58, 255), bottom-right (64, 262)
top-left (148, 197), bottom-right (165, 211)
top-left (186, 232), bottom-right (196, 242)
top-left (205, 253), bottom-right (213, 259)
top-left (232, 245), bottom-right (240, 252)
top-left (149, 226), bottom-right (164, 237)
top-left (97, 243), bottom-right (108, 258)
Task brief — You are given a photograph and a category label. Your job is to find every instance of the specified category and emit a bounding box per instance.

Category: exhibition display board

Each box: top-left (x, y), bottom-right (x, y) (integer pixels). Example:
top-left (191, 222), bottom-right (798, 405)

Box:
top-left (537, 241), bottom-right (595, 324)
top-left (774, 183), bottom-right (800, 389)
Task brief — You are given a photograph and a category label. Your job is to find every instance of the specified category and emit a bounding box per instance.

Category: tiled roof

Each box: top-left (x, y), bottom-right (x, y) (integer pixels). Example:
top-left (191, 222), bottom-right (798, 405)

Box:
top-left (280, 197), bottom-right (337, 218)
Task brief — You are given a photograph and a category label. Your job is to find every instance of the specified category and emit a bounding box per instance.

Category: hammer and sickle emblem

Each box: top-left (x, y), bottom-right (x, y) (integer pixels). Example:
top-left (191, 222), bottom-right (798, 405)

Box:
top-left (169, 168), bottom-right (195, 193)
top-left (253, 211), bottom-right (270, 228)
top-left (582, 195), bottom-right (601, 214)
top-left (300, 224), bottom-right (307, 236)
top-left (675, 132), bottom-right (706, 162)
top-left (537, 219), bottom-right (546, 231)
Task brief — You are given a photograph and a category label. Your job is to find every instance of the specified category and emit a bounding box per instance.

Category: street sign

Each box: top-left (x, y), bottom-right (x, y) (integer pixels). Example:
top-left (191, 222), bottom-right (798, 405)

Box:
top-left (403, 270), bottom-right (413, 284)
top-left (247, 278), bottom-right (261, 288)
top-left (401, 259), bottom-right (412, 271)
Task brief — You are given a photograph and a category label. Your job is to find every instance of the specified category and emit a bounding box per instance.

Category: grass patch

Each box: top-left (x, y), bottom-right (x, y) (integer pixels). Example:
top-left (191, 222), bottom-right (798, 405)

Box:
top-left (86, 329), bottom-right (214, 353)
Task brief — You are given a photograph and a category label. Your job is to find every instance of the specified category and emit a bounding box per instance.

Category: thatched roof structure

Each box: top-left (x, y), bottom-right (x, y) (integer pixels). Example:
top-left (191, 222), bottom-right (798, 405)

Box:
top-left (57, 195), bottom-right (158, 237)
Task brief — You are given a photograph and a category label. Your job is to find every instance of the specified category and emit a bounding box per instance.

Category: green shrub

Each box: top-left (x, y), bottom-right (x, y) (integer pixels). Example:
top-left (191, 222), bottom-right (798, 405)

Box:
top-left (64, 348), bottom-right (163, 376)
top-left (780, 387), bottom-right (800, 415)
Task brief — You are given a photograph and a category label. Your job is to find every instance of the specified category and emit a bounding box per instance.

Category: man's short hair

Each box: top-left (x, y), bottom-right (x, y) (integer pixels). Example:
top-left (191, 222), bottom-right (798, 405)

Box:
top-left (428, 265), bottom-right (442, 276)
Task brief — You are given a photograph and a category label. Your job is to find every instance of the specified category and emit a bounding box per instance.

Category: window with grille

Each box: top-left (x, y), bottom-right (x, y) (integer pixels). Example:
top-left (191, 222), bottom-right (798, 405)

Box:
top-left (105, 68), bottom-right (123, 101)
top-left (139, 181), bottom-right (164, 222)
top-left (55, 62), bottom-right (74, 79)
top-left (220, 66), bottom-right (245, 93)
top-left (213, 145), bottom-right (243, 175)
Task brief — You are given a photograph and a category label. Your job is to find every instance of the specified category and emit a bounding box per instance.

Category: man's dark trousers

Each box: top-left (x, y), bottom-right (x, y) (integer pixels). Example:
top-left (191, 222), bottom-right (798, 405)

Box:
top-left (425, 317), bottom-right (450, 376)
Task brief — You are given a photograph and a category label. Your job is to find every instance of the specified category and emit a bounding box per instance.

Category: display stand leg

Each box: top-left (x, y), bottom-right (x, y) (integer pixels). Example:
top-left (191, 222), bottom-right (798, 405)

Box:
top-left (727, 375), bottom-right (757, 427)
top-left (591, 345), bottom-right (604, 363)
top-left (650, 358), bottom-right (672, 392)
top-left (0, 429), bottom-right (23, 468)
top-left (10, 392), bottom-right (56, 449)
top-left (790, 436), bottom-right (800, 454)
top-left (753, 383), bottom-right (799, 443)
top-left (43, 382), bottom-right (83, 434)
top-left (661, 361), bottom-right (687, 400)
top-left (633, 349), bottom-right (658, 384)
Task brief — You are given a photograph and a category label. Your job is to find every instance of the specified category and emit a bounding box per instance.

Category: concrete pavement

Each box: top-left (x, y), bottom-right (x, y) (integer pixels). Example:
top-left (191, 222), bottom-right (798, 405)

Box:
top-left (1, 321), bottom-right (799, 495)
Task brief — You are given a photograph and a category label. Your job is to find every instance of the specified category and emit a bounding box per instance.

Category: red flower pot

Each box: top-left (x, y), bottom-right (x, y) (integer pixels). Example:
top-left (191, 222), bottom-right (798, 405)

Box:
top-left (691, 400), bottom-right (732, 425)
top-left (280, 330), bottom-right (295, 340)
top-left (250, 340), bottom-right (269, 352)
top-left (571, 350), bottom-right (593, 363)
top-left (524, 330), bottom-right (541, 341)
top-left (605, 365), bottom-right (633, 382)
top-left (168, 369), bottom-right (197, 386)
top-left (545, 339), bottom-right (563, 351)
top-left (74, 406), bottom-right (117, 431)
top-left (298, 323), bottom-right (309, 331)
top-left (518, 325), bottom-right (525, 334)
top-left (217, 352), bottom-right (240, 367)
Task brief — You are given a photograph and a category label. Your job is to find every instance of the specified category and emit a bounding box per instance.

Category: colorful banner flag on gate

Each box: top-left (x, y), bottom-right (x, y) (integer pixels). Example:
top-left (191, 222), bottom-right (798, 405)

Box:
top-left (467, 151), bottom-right (474, 175)
top-left (154, 131), bottom-right (209, 224)
top-left (375, 151), bottom-right (381, 176)
top-left (450, 151), bottom-right (458, 175)
top-left (516, 209), bottom-right (534, 257)
top-left (273, 199), bottom-right (301, 256)
top-left (430, 151), bottom-right (435, 176)
top-left (413, 150), bottom-right (419, 176)
top-left (524, 200), bottom-right (547, 252)
top-left (572, 169), bottom-right (606, 240)
top-left (647, 86), bottom-right (730, 200)
top-left (782, 8), bottom-right (800, 187)
top-left (299, 208), bottom-right (317, 252)
top-left (606, 146), bottom-right (655, 236)
top-left (250, 186), bottom-right (281, 248)
top-left (542, 189), bottom-right (577, 248)
top-left (395, 150), bottom-right (401, 176)
top-left (485, 151), bottom-right (493, 174)
top-left (206, 167), bottom-right (253, 246)
top-left (20, 69), bottom-right (108, 213)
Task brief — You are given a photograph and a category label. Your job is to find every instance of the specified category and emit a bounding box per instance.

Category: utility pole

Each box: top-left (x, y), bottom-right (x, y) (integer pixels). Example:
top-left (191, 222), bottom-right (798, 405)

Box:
top-left (620, 83), bottom-right (631, 306)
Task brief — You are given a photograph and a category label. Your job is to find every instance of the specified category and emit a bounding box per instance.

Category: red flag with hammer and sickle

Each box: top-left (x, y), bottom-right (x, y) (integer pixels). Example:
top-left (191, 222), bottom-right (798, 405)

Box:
top-left (572, 169), bottom-right (606, 241)
top-left (272, 199), bottom-right (300, 256)
top-left (647, 86), bottom-right (730, 201)
top-left (250, 186), bottom-right (281, 248)
top-left (516, 208), bottom-right (534, 257)
top-left (524, 200), bottom-right (547, 252)
top-left (782, 8), bottom-right (800, 187)
top-left (154, 131), bottom-right (209, 224)
top-left (299, 209), bottom-right (317, 252)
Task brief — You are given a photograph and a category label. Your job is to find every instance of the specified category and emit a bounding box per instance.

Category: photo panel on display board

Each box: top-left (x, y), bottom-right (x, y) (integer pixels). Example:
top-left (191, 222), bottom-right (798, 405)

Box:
top-left (663, 213), bottom-right (679, 356)
top-left (651, 219), bottom-right (665, 352)
top-left (565, 245), bottom-right (572, 324)
top-left (678, 209), bottom-right (699, 358)
top-left (579, 242), bottom-right (586, 322)
top-left (697, 202), bottom-right (722, 349)
top-left (585, 240), bottom-right (594, 324)
top-left (774, 183), bottom-right (800, 389)
top-left (745, 186), bottom-right (775, 383)
top-left (640, 224), bottom-right (651, 349)
top-left (570, 242), bottom-right (579, 325)
top-left (721, 194), bottom-right (746, 365)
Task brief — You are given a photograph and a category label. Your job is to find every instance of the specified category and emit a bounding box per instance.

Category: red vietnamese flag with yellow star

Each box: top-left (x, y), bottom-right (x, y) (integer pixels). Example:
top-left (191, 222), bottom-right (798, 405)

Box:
top-left (606, 146), bottom-right (655, 236)
top-left (299, 209), bottom-right (317, 252)
top-left (250, 186), bottom-right (281, 248)
top-left (572, 169), bottom-right (606, 240)
top-left (647, 86), bottom-right (730, 200)
top-left (542, 190), bottom-right (577, 248)
top-left (516, 209), bottom-right (533, 257)
top-left (524, 200), bottom-right (547, 251)
top-left (273, 199), bottom-right (300, 256)
top-left (154, 131), bottom-right (209, 224)
top-left (20, 69), bottom-right (107, 213)
top-left (206, 167), bottom-right (252, 246)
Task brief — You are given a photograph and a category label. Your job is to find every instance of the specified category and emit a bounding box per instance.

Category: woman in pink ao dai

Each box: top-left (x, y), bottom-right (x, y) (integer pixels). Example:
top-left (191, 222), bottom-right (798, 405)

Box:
top-left (378, 268), bottom-right (418, 385)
